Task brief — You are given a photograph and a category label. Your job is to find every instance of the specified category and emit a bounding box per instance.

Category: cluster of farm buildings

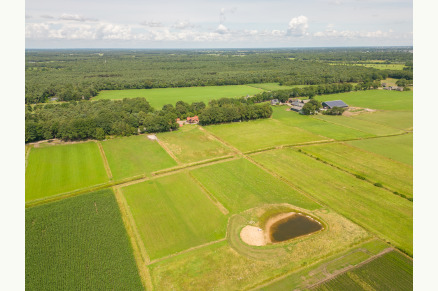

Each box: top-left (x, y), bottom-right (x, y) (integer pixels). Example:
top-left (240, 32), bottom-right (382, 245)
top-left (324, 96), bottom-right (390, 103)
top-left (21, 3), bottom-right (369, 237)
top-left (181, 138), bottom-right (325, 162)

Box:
top-left (176, 116), bottom-right (199, 126)
top-left (271, 98), bottom-right (348, 113)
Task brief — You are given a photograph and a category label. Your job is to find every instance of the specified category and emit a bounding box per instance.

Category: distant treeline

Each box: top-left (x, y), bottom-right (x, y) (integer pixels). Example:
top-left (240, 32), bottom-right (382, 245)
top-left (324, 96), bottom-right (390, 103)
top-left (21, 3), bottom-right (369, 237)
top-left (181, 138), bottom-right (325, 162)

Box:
top-left (25, 48), bottom-right (412, 104)
top-left (25, 97), bottom-right (272, 143)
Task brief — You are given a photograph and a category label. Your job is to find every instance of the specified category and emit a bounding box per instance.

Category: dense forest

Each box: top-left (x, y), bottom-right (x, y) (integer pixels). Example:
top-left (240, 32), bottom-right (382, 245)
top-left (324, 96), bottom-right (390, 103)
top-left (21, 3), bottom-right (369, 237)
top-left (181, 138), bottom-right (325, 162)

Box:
top-left (25, 48), bottom-right (413, 104)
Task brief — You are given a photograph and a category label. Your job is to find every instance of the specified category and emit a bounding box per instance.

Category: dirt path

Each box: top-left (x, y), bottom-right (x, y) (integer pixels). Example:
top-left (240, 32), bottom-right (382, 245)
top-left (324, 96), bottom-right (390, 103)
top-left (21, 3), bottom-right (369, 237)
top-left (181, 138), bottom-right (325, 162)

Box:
top-left (96, 142), bottom-right (113, 180)
top-left (113, 187), bottom-right (154, 290)
top-left (25, 145), bottom-right (33, 170)
top-left (306, 247), bottom-right (394, 290)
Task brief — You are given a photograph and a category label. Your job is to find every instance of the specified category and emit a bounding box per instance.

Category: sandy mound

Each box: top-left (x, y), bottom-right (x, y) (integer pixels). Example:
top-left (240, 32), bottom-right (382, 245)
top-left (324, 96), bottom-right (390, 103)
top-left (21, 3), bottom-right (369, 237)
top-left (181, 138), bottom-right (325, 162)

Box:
top-left (240, 226), bottom-right (266, 246)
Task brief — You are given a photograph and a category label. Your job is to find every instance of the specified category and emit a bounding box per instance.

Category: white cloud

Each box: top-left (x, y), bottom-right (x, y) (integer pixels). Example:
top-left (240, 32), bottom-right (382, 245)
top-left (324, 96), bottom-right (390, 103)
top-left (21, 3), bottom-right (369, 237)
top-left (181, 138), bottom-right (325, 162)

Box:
top-left (215, 24), bottom-right (229, 34)
top-left (172, 20), bottom-right (195, 30)
top-left (59, 13), bottom-right (97, 22)
top-left (140, 21), bottom-right (163, 28)
top-left (287, 16), bottom-right (309, 36)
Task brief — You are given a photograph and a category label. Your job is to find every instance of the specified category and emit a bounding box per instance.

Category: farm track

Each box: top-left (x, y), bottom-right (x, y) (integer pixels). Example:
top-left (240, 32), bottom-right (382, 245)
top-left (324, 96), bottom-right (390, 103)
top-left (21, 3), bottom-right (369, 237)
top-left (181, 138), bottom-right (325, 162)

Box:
top-left (25, 131), bottom-right (411, 209)
top-left (25, 145), bottom-right (33, 170)
top-left (156, 137), bottom-right (181, 164)
top-left (305, 247), bottom-right (394, 290)
top-left (97, 141), bottom-right (113, 180)
top-left (113, 187), bottom-right (153, 290)
top-left (188, 172), bottom-right (229, 215)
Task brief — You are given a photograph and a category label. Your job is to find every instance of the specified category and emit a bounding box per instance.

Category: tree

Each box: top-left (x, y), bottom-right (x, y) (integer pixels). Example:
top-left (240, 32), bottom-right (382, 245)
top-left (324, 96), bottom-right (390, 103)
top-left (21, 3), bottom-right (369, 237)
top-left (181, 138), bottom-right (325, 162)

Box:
top-left (302, 99), bottom-right (321, 115)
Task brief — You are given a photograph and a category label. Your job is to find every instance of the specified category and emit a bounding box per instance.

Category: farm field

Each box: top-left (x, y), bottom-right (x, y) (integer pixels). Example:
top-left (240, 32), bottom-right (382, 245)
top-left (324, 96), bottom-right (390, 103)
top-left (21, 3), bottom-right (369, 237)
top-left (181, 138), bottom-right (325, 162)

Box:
top-left (358, 63), bottom-right (406, 70)
top-left (204, 118), bottom-right (327, 152)
top-left (149, 205), bottom-right (370, 290)
top-left (121, 172), bottom-right (228, 260)
top-left (299, 142), bottom-right (413, 197)
top-left (271, 106), bottom-right (374, 140)
top-left (352, 110), bottom-right (413, 131)
top-left (157, 125), bottom-right (234, 164)
top-left (25, 142), bottom-right (108, 202)
top-left (313, 251), bottom-right (412, 290)
top-left (251, 148), bottom-right (413, 255)
top-left (191, 158), bottom-right (321, 213)
top-left (26, 189), bottom-right (143, 290)
top-left (101, 135), bottom-right (177, 180)
top-left (93, 85), bottom-right (264, 109)
top-left (348, 133), bottom-right (413, 165)
top-left (315, 90), bottom-right (413, 111)
top-left (246, 83), bottom-right (308, 91)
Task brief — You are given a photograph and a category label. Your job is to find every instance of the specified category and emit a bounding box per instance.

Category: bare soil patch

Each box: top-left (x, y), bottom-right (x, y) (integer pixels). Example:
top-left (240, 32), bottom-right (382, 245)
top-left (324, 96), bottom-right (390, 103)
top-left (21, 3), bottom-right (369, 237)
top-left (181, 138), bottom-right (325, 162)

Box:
top-left (343, 107), bottom-right (376, 117)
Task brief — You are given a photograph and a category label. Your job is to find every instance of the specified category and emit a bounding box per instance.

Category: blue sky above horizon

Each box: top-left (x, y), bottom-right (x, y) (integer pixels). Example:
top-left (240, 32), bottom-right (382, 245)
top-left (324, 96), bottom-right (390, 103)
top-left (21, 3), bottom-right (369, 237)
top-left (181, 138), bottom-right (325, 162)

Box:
top-left (25, 0), bottom-right (413, 48)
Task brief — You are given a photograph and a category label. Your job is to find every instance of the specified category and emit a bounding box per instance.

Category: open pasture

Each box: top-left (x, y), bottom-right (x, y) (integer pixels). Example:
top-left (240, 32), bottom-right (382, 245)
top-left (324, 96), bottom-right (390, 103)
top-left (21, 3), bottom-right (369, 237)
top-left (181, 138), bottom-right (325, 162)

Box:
top-left (316, 90), bottom-right (413, 111)
top-left (204, 118), bottom-right (326, 152)
top-left (247, 83), bottom-right (308, 91)
top-left (157, 125), bottom-right (234, 164)
top-left (149, 206), bottom-right (369, 291)
top-left (313, 251), bottom-right (412, 291)
top-left (190, 158), bottom-right (320, 213)
top-left (348, 133), bottom-right (413, 165)
top-left (93, 85), bottom-right (264, 109)
top-left (26, 189), bottom-right (143, 290)
top-left (121, 172), bottom-right (228, 260)
top-left (251, 148), bottom-right (413, 255)
top-left (25, 142), bottom-right (108, 201)
top-left (101, 135), bottom-right (177, 180)
top-left (272, 106), bottom-right (374, 140)
top-left (300, 143), bottom-right (413, 197)
top-left (352, 110), bottom-right (413, 131)
top-left (358, 63), bottom-right (406, 70)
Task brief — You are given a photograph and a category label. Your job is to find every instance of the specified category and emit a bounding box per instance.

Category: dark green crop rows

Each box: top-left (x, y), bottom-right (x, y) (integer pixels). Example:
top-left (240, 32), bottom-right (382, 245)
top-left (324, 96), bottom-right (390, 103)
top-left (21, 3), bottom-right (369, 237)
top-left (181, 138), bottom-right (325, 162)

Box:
top-left (25, 189), bottom-right (144, 290)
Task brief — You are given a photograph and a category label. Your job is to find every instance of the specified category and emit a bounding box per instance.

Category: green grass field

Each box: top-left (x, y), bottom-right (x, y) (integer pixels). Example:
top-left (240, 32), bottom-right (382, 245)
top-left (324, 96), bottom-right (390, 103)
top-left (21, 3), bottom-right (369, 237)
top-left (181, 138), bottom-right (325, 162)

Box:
top-left (352, 110), bottom-right (413, 131)
top-left (157, 125), bottom-right (234, 164)
top-left (101, 135), bottom-right (177, 180)
top-left (204, 118), bottom-right (327, 152)
top-left (348, 133), bottom-right (413, 165)
top-left (93, 85), bottom-right (264, 109)
top-left (251, 148), bottom-right (413, 255)
top-left (26, 189), bottom-right (143, 290)
top-left (313, 251), bottom-right (412, 291)
top-left (191, 158), bottom-right (320, 213)
top-left (315, 90), bottom-right (413, 111)
top-left (247, 83), bottom-right (308, 91)
top-left (122, 172), bottom-right (228, 260)
top-left (358, 63), bottom-right (406, 70)
top-left (299, 143), bottom-right (413, 197)
top-left (271, 106), bottom-right (374, 140)
top-left (25, 142), bottom-right (108, 201)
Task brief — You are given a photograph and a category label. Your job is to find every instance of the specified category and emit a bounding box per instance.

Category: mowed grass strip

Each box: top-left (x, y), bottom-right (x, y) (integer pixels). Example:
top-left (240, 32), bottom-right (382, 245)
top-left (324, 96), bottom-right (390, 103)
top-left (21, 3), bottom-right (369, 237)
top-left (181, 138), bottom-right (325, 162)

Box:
top-left (93, 85), bottom-right (264, 109)
top-left (348, 133), bottom-right (413, 166)
top-left (299, 143), bottom-right (413, 197)
top-left (315, 90), bottom-right (413, 111)
top-left (122, 172), bottom-right (228, 260)
top-left (157, 125), bottom-right (234, 164)
top-left (25, 142), bottom-right (108, 201)
top-left (25, 189), bottom-right (143, 290)
top-left (313, 251), bottom-right (412, 291)
top-left (271, 106), bottom-right (374, 140)
top-left (191, 158), bottom-right (320, 213)
top-left (101, 135), bottom-right (177, 180)
top-left (352, 110), bottom-right (413, 131)
top-left (252, 148), bottom-right (413, 255)
top-left (204, 118), bottom-right (326, 152)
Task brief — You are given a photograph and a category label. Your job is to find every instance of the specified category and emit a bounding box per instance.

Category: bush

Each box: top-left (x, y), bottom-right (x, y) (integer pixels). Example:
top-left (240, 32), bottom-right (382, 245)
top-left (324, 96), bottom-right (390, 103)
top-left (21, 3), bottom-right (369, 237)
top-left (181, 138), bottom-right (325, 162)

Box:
top-left (354, 174), bottom-right (366, 180)
top-left (374, 182), bottom-right (383, 187)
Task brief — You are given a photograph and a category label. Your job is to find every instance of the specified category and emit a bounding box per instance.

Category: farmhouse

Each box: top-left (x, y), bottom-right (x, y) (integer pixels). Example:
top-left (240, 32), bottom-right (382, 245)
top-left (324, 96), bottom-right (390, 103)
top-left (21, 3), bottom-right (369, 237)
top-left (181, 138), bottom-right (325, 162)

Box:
top-left (186, 116), bottom-right (199, 124)
top-left (270, 99), bottom-right (280, 105)
top-left (322, 100), bottom-right (349, 109)
top-left (289, 99), bottom-right (307, 112)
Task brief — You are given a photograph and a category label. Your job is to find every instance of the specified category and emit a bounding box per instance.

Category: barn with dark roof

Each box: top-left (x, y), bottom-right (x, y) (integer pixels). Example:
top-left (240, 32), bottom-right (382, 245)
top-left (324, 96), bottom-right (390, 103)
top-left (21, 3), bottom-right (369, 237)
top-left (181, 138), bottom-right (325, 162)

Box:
top-left (322, 100), bottom-right (349, 109)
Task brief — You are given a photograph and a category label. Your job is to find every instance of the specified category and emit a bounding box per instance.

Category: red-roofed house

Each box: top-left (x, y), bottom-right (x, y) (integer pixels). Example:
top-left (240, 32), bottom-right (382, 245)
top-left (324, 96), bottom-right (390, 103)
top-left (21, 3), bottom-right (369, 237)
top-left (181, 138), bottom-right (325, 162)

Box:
top-left (186, 116), bottom-right (199, 124)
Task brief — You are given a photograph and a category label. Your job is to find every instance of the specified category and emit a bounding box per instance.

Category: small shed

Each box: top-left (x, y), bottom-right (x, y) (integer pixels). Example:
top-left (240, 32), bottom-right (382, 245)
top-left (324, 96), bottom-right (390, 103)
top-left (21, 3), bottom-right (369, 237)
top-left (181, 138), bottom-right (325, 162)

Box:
top-left (322, 100), bottom-right (349, 109)
top-left (270, 99), bottom-right (280, 105)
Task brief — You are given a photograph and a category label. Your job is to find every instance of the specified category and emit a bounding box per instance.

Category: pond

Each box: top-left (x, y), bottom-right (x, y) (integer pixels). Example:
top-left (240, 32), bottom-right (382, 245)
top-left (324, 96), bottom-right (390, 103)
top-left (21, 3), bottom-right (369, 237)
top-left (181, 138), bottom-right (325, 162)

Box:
top-left (269, 213), bottom-right (322, 242)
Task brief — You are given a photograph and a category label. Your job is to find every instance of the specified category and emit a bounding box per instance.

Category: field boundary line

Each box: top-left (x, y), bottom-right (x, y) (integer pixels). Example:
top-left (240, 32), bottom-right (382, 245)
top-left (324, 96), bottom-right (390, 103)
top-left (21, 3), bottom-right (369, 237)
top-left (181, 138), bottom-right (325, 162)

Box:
top-left (155, 137), bottom-right (181, 164)
top-left (198, 125), bottom-right (242, 154)
top-left (25, 145), bottom-right (33, 170)
top-left (305, 247), bottom-right (394, 290)
top-left (113, 187), bottom-right (153, 290)
top-left (312, 115), bottom-right (379, 136)
top-left (96, 141), bottom-right (113, 180)
top-left (188, 172), bottom-right (229, 215)
top-left (148, 238), bottom-right (226, 266)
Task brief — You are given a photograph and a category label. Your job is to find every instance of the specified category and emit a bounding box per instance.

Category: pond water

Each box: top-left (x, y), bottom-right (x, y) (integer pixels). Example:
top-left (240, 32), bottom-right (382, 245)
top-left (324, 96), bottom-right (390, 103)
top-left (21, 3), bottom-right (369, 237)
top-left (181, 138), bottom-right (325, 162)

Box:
top-left (270, 213), bottom-right (322, 242)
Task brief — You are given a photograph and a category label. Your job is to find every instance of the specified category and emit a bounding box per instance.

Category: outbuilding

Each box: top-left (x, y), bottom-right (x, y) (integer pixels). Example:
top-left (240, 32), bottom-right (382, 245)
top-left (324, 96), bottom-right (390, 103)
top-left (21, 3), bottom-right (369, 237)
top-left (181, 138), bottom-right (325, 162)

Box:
top-left (322, 100), bottom-right (349, 109)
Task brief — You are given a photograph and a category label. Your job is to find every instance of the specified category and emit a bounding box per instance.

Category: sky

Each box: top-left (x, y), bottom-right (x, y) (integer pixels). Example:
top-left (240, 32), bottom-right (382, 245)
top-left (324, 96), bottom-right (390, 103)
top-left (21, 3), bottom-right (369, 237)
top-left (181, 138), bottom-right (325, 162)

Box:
top-left (24, 0), bottom-right (413, 48)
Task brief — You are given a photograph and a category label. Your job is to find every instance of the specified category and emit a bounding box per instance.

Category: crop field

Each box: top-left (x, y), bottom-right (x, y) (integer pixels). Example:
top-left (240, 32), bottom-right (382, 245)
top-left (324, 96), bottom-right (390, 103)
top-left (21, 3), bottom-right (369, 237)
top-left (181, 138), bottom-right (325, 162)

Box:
top-left (101, 135), bottom-right (177, 180)
top-left (299, 143), bottom-right (413, 197)
top-left (271, 106), bottom-right (374, 140)
top-left (190, 158), bottom-right (321, 213)
top-left (315, 90), bottom-right (413, 111)
top-left (313, 251), bottom-right (412, 290)
top-left (93, 85), bottom-right (264, 109)
top-left (348, 133), bottom-right (413, 165)
top-left (121, 172), bottom-right (228, 260)
top-left (25, 189), bottom-right (143, 290)
top-left (251, 148), bottom-right (413, 255)
top-left (157, 125), bottom-right (234, 164)
top-left (204, 118), bottom-right (327, 152)
top-left (25, 142), bottom-right (108, 201)
top-left (149, 206), bottom-right (370, 290)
